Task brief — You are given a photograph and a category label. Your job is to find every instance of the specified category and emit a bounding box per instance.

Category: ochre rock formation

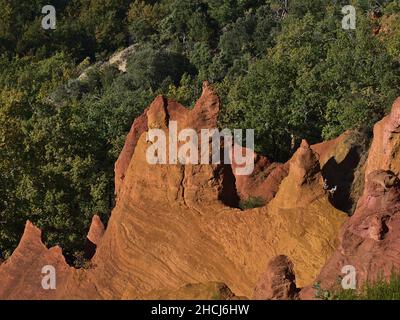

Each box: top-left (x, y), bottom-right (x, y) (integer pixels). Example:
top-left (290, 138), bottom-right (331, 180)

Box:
top-left (115, 109), bottom-right (148, 196)
top-left (233, 129), bottom-right (359, 207)
top-left (301, 99), bottom-right (400, 298)
top-left (366, 97), bottom-right (400, 177)
top-left (311, 130), bottom-right (368, 214)
top-left (126, 282), bottom-right (241, 300)
top-left (86, 215), bottom-right (105, 246)
top-left (86, 84), bottom-right (345, 299)
top-left (253, 255), bottom-right (299, 300)
top-left (0, 82), bottom-right (346, 299)
top-left (231, 149), bottom-right (289, 205)
top-left (0, 221), bottom-right (68, 299)
top-left (311, 131), bottom-right (352, 168)
top-left (84, 215), bottom-right (105, 259)
top-left (0, 221), bottom-right (98, 299)
top-left (301, 170), bottom-right (400, 299)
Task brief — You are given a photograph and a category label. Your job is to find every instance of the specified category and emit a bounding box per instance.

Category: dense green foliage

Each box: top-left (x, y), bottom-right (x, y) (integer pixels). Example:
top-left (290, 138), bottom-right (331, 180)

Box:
top-left (2, 0), bottom-right (400, 260)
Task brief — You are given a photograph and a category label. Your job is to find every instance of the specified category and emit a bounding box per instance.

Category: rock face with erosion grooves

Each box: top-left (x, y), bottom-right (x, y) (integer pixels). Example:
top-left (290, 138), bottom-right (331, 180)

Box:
top-left (114, 110), bottom-right (148, 196)
top-left (0, 221), bottom-right (104, 300)
top-left (311, 131), bottom-right (353, 168)
top-left (0, 82), bottom-right (346, 299)
top-left (311, 130), bottom-right (369, 214)
top-left (301, 169), bottom-right (400, 298)
top-left (87, 85), bottom-right (346, 299)
top-left (231, 149), bottom-right (289, 205)
top-left (84, 215), bottom-right (105, 259)
top-left (253, 255), bottom-right (299, 300)
top-left (86, 215), bottom-right (105, 246)
top-left (300, 100), bottom-right (400, 298)
top-left (126, 282), bottom-right (241, 300)
top-left (366, 97), bottom-right (400, 177)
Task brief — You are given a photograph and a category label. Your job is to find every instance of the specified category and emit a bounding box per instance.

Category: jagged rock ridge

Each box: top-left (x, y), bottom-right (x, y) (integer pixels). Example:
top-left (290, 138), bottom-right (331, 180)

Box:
top-left (0, 83), bottom-right (351, 299)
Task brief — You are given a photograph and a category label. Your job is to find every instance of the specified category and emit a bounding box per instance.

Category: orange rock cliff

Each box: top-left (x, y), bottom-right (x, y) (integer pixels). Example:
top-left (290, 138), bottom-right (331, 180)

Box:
top-left (1, 82), bottom-right (400, 300)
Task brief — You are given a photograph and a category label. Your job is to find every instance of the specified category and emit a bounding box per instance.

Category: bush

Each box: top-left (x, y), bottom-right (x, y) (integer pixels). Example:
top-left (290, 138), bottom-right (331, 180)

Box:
top-left (239, 197), bottom-right (266, 210)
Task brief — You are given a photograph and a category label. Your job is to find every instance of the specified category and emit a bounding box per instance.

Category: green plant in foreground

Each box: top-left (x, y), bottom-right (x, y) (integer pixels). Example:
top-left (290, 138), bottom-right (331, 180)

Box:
top-left (314, 272), bottom-right (400, 300)
top-left (312, 282), bottom-right (335, 300)
top-left (337, 272), bottom-right (400, 300)
top-left (211, 292), bottom-right (221, 300)
top-left (239, 197), bottom-right (266, 210)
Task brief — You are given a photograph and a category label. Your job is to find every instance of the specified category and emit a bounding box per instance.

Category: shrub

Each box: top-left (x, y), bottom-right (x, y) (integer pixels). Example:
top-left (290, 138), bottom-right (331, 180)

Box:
top-left (239, 197), bottom-right (266, 210)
